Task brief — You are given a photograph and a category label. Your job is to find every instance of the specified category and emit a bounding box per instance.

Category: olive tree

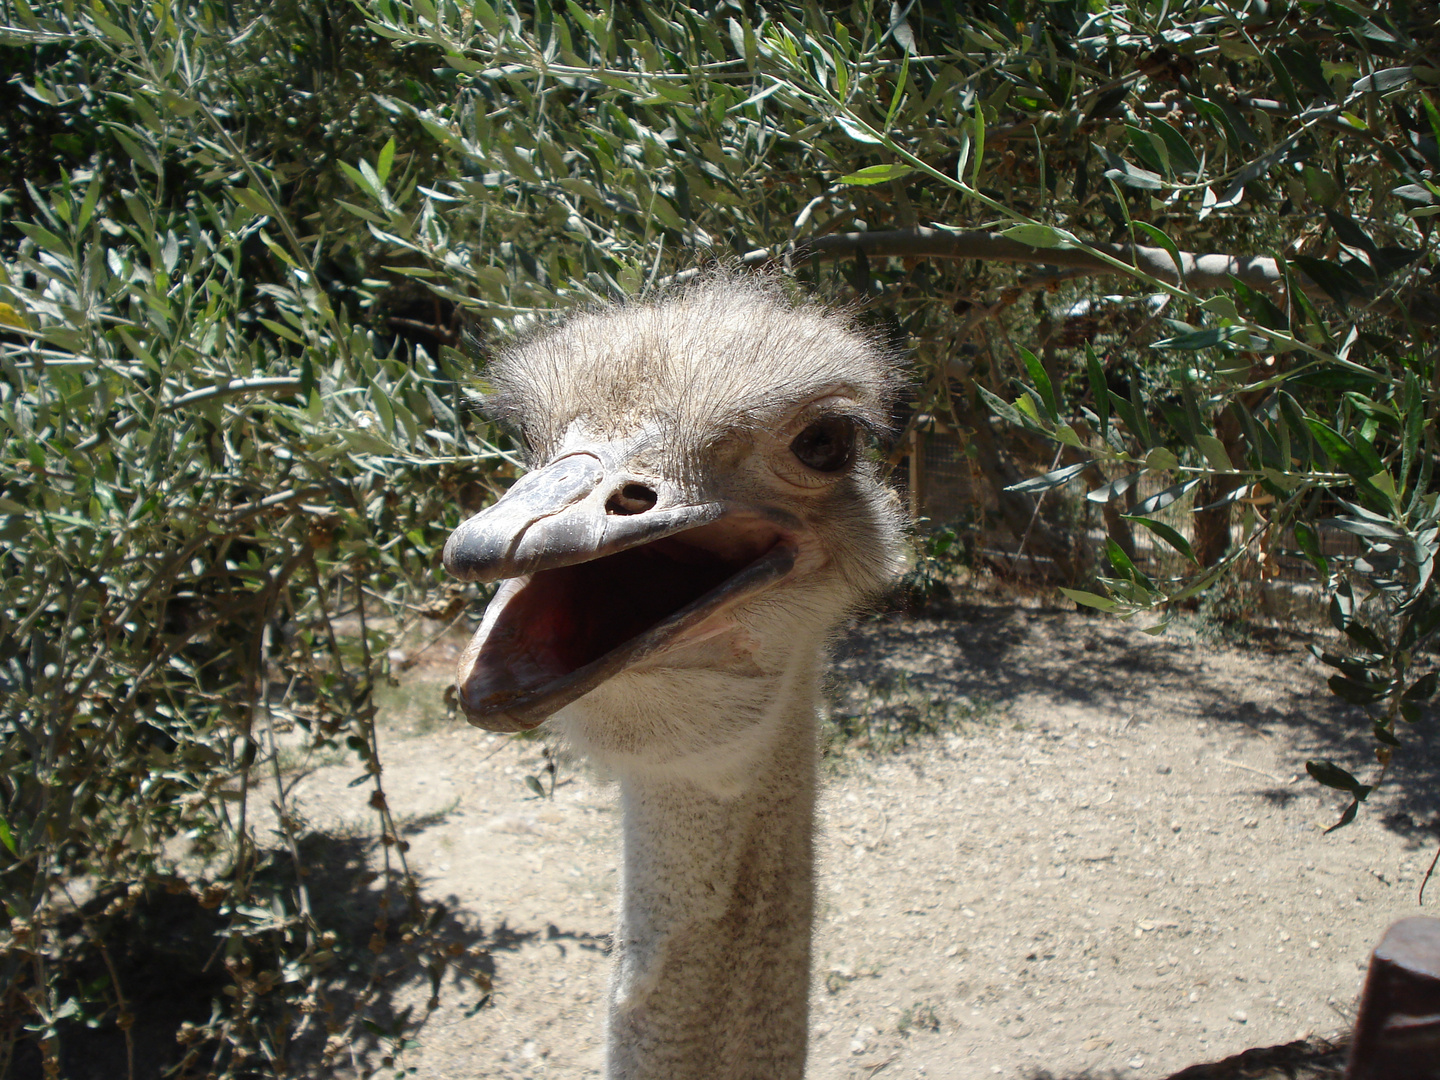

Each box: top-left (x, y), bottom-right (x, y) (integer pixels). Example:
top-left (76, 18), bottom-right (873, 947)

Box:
top-left (3, 0), bottom-right (1438, 1073)
top-left (349, 0), bottom-right (1438, 829)
top-left (1, 1), bottom-right (500, 1074)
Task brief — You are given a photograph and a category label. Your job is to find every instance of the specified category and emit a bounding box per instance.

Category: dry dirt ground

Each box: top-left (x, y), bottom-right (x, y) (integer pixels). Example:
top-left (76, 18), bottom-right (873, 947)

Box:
top-left (287, 584), bottom-right (1440, 1080)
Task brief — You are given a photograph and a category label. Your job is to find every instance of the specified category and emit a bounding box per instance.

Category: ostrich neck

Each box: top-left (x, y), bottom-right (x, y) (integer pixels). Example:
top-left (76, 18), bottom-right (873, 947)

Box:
top-left (605, 662), bottom-right (819, 1080)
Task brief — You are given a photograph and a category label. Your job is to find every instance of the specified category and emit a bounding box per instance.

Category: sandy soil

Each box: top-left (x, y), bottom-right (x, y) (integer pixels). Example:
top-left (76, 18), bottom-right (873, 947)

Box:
top-left (286, 585), bottom-right (1440, 1079)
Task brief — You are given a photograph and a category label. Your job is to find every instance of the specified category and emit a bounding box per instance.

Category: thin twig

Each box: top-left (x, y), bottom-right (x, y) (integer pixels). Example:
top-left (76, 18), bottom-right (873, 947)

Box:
top-left (262, 623), bottom-right (315, 930)
top-left (990, 313), bottom-right (1067, 571)
top-left (1216, 757), bottom-right (1291, 785)
top-left (1420, 840), bottom-right (1440, 905)
top-left (58, 880), bottom-right (134, 1080)
top-left (73, 377), bottom-right (303, 451)
top-left (1012, 444), bottom-right (1064, 575)
top-left (387, 316), bottom-right (458, 345)
top-left (399, 605), bottom-right (473, 667)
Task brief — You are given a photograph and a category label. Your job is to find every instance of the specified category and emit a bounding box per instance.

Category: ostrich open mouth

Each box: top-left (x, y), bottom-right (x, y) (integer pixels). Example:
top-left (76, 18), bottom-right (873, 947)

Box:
top-left (454, 518), bottom-right (796, 732)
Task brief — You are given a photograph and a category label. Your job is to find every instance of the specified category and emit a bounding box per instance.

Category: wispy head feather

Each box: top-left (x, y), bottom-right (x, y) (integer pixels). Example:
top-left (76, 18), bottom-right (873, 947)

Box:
top-left (485, 269), bottom-right (902, 466)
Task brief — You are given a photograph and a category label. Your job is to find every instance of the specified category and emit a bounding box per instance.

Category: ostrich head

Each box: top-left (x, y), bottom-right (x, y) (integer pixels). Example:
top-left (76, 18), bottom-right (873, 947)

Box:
top-left (444, 274), bottom-right (905, 789)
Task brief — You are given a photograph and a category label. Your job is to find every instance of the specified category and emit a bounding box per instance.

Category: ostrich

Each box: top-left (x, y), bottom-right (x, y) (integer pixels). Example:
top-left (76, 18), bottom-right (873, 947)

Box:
top-left (443, 274), bottom-right (906, 1080)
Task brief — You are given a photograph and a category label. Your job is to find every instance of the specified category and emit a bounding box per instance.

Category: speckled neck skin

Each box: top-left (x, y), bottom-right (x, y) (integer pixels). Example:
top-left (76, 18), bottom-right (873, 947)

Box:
top-left (602, 657), bottom-right (819, 1080)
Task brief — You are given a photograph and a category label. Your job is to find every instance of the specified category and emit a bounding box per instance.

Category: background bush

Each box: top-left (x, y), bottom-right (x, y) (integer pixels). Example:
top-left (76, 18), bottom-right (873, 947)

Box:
top-left (1, 2), bottom-right (507, 1075)
top-left (1, 0), bottom-right (1436, 1075)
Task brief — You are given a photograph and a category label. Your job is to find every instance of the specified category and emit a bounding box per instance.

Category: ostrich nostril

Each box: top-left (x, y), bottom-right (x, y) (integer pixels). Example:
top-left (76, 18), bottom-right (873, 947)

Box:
top-left (606, 483), bottom-right (658, 516)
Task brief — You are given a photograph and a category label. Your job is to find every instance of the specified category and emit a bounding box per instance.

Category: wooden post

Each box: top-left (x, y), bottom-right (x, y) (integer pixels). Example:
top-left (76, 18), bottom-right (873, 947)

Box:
top-left (908, 424), bottom-right (925, 524)
top-left (1346, 916), bottom-right (1440, 1080)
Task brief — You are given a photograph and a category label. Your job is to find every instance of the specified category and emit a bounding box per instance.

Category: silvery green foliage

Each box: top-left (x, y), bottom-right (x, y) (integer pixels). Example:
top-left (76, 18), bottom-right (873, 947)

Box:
top-left (347, 0), bottom-right (1438, 830)
top-left (3, 0), bottom-right (1439, 1070)
top-left (1, 0), bottom-right (506, 1073)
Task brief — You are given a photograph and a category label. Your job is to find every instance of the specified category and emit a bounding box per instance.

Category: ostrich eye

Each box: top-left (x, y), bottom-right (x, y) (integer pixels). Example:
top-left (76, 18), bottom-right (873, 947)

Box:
top-left (789, 416), bottom-right (856, 473)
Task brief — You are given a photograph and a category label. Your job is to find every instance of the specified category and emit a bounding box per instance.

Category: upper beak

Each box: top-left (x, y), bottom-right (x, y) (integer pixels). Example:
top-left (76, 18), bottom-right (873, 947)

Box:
top-left (443, 450), bottom-right (726, 583)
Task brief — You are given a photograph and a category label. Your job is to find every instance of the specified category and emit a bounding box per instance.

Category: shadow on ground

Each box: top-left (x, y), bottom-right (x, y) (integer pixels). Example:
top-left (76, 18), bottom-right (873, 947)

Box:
top-left (1018, 1035), bottom-right (1348, 1079)
top-left (8, 828), bottom-right (491, 1080)
top-left (832, 594), bottom-right (1440, 846)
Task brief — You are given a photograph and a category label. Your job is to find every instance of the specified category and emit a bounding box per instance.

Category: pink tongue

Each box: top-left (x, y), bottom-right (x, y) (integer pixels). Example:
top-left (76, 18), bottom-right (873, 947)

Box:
top-left (459, 547), bottom-right (737, 710)
top-left (457, 576), bottom-right (577, 714)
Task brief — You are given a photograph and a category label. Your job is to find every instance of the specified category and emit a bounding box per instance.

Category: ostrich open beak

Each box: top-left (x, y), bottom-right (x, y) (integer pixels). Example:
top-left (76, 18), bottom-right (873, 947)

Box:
top-left (443, 450), bottom-right (797, 732)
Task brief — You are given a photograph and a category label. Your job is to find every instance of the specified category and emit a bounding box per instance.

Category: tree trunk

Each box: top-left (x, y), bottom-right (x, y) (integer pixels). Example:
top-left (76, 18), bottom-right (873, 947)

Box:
top-left (1080, 459), bottom-right (1137, 564)
top-left (1193, 409), bottom-right (1247, 567)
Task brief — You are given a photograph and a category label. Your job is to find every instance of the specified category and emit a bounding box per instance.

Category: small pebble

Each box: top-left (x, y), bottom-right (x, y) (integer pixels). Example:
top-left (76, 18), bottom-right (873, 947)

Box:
top-left (851, 1024), bottom-right (877, 1053)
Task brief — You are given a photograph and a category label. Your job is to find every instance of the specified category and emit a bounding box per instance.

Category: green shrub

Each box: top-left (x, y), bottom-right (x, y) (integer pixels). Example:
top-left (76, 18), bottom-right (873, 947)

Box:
top-left (0, 2), bottom-right (506, 1074)
top-left (4, 0), bottom-right (1439, 1071)
top-left (347, 0), bottom-right (1440, 826)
